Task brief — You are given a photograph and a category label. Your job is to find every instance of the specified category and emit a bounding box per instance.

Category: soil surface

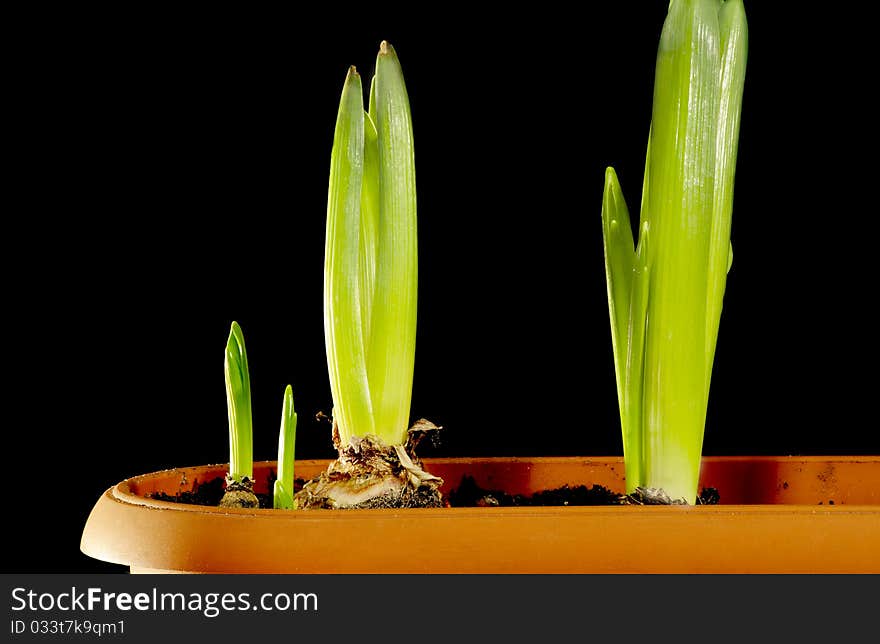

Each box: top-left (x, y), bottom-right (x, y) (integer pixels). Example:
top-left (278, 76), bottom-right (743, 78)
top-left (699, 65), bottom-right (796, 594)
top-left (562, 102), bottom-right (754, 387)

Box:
top-left (447, 475), bottom-right (620, 507)
top-left (151, 475), bottom-right (305, 509)
top-left (447, 475), bottom-right (721, 506)
top-left (151, 474), bottom-right (720, 507)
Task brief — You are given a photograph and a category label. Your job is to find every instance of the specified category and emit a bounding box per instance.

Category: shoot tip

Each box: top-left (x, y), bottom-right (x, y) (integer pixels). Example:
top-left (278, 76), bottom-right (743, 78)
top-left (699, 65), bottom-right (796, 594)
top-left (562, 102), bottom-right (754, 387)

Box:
top-left (227, 321), bottom-right (244, 349)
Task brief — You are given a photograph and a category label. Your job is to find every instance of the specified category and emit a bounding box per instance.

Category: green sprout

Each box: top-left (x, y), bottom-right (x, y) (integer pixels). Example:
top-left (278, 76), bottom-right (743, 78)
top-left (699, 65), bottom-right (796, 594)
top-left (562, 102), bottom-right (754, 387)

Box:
top-left (602, 0), bottom-right (748, 503)
top-left (324, 41), bottom-right (417, 448)
top-left (273, 385), bottom-right (298, 510)
top-left (224, 321), bottom-right (253, 483)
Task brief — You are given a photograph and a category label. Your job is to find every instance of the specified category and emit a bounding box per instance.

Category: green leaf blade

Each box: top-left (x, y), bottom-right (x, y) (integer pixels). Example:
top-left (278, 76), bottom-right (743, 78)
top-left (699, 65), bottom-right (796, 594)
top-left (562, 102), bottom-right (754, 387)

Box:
top-left (324, 67), bottom-right (374, 445)
top-left (601, 167), bottom-right (635, 454)
top-left (623, 220), bottom-right (651, 491)
top-left (274, 385), bottom-right (298, 510)
top-left (359, 112), bottom-right (380, 353)
top-left (366, 42), bottom-right (418, 446)
top-left (225, 321), bottom-right (253, 482)
top-left (706, 0), bottom-right (748, 369)
top-left (642, 0), bottom-right (722, 502)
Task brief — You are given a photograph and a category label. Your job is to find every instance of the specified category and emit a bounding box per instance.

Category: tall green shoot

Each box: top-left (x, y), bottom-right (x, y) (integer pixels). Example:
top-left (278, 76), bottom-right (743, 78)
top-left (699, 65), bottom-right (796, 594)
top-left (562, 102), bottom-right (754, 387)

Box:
top-left (324, 42), bottom-right (417, 448)
top-left (602, 0), bottom-right (748, 503)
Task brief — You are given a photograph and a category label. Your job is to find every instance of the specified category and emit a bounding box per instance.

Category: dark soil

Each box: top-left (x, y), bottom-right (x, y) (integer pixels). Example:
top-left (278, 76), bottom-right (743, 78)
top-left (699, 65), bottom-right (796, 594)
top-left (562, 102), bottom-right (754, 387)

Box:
top-left (446, 475), bottom-right (720, 506)
top-left (447, 475), bottom-right (620, 507)
top-left (151, 474), bottom-right (306, 509)
top-left (698, 487), bottom-right (720, 505)
top-left (151, 473), bottom-right (720, 508)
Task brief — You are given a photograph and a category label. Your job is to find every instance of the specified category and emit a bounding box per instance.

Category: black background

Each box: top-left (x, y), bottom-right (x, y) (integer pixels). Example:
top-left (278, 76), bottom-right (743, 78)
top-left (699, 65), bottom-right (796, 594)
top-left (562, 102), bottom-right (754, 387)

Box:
top-left (6, 2), bottom-right (876, 572)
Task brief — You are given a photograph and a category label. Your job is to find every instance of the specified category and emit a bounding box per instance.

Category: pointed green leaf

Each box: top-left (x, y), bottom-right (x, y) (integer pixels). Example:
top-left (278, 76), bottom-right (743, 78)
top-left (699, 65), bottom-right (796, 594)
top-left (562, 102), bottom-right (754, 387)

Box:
top-left (366, 41), bottom-right (418, 446)
top-left (225, 321), bottom-right (253, 482)
top-left (324, 67), bottom-right (374, 444)
top-left (273, 385), bottom-right (298, 510)
top-left (601, 167), bottom-right (634, 425)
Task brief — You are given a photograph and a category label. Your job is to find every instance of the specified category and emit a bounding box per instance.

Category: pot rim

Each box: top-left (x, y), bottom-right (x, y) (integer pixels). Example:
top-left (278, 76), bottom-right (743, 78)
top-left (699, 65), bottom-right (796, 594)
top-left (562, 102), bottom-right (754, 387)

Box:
top-left (82, 455), bottom-right (880, 573)
top-left (110, 455), bottom-right (880, 516)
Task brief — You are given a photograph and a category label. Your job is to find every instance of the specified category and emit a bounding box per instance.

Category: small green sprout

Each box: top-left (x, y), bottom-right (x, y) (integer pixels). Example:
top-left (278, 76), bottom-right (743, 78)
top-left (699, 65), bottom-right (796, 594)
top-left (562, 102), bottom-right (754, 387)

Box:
top-left (273, 385), bottom-right (298, 510)
top-left (224, 321), bottom-right (252, 483)
top-left (324, 41), bottom-right (417, 448)
top-left (221, 321), bottom-right (259, 508)
top-left (602, 0), bottom-right (748, 503)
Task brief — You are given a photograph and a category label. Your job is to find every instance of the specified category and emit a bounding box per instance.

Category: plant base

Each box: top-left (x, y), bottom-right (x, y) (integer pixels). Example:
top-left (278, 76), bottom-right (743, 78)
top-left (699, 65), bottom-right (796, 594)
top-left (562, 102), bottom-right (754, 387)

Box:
top-left (295, 420), bottom-right (443, 509)
top-left (219, 475), bottom-right (259, 508)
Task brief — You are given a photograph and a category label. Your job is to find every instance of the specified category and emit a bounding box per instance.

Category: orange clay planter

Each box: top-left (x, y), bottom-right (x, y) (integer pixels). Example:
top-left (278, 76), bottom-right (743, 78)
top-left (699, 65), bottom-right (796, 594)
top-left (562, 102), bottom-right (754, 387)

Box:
top-left (81, 456), bottom-right (880, 573)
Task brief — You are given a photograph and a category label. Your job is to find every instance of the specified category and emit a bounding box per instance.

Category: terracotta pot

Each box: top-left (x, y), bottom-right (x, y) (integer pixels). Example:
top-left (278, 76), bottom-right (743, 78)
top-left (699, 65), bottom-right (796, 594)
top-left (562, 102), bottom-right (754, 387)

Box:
top-left (81, 456), bottom-right (880, 573)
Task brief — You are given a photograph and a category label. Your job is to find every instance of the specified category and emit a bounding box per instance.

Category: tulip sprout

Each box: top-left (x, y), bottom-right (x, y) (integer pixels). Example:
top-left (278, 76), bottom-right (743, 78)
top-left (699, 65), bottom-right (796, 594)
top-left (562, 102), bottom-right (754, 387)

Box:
top-left (602, 0), bottom-right (748, 503)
